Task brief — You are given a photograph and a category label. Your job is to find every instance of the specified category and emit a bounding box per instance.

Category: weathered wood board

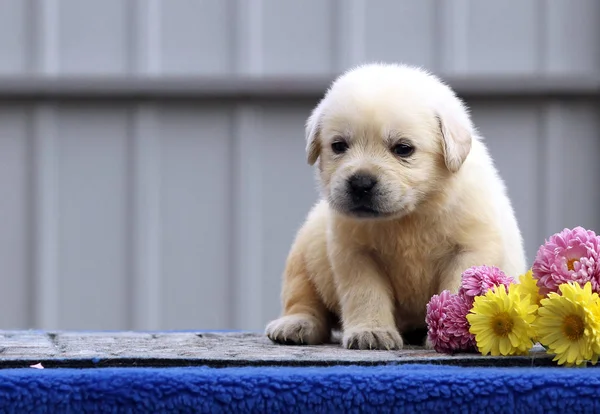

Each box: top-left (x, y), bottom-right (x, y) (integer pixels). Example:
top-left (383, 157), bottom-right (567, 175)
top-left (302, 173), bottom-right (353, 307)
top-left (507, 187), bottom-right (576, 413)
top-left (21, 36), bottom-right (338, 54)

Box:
top-left (0, 330), bottom-right (558, 369)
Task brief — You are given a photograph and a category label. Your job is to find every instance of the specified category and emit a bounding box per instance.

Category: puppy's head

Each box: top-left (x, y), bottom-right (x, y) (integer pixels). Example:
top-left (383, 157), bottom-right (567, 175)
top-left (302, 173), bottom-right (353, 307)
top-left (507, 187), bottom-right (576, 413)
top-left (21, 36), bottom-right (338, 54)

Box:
top-left (305, 63), bottom-right (474, 220)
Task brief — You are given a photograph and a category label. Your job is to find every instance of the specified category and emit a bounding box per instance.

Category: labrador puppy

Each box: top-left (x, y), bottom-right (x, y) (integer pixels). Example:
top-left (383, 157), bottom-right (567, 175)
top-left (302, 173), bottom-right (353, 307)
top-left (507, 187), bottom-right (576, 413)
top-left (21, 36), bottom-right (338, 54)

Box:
top-left (265, 63), bottom-right (526, 350)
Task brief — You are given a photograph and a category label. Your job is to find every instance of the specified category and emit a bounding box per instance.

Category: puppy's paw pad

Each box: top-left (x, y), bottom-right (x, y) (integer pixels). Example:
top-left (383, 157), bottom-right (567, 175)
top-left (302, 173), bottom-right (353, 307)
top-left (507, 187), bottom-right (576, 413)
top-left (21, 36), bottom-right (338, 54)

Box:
top-left (343, 327), bottom-right (403, 350)
top-left (265, 315), bottom-right (326, 345)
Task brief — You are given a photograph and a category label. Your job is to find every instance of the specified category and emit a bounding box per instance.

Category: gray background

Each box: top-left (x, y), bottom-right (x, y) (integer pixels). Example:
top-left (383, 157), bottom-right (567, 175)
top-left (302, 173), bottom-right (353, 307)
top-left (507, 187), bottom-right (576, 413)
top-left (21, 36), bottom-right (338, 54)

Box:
top-left (0, 0), bottom-right (598, 332)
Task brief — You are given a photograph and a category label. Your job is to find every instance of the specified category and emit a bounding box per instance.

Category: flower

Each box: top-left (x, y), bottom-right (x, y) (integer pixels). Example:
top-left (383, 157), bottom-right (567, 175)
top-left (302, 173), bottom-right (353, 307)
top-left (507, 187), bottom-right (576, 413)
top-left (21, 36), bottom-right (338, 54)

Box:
top-left (426, 291), bottom-right (476, 354)
top-left (426, 291), bottom-right (453, 353)
top-left (532, 227), bottom-right (600, 296)
top-left (444, 293), bottom-right (477, 350)
top-left (534, 282), bottom-right (600, 366)
top-left (459, 265), bottom-right (515, 304)
top-left (513, 269), bottom-right (544, 307)
top-left (466, 284), bottom-right (537, 356)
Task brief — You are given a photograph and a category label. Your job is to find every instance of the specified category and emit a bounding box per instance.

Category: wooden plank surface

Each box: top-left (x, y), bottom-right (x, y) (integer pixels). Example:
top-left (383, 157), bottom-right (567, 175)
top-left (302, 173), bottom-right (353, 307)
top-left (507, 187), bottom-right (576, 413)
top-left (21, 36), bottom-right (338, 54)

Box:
top-left (0, 330), bottom-right (558, 369)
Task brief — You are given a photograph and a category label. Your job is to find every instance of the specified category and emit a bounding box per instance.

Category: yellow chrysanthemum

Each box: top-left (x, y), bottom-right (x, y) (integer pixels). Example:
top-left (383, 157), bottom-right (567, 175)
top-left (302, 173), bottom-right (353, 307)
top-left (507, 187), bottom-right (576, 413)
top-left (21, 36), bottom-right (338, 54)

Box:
top-left (513, 269), bottom-right (544, 307)
top-left (466, 284), bottom-right (537, 356)
top-left (534, 282), bottom-right (600, 367)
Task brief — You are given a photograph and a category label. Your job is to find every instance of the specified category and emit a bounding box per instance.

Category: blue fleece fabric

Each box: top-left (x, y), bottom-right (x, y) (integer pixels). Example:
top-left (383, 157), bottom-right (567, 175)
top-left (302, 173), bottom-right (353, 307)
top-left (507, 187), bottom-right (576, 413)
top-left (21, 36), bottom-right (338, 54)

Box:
top-left (1, 364), bottom-right (599, 413)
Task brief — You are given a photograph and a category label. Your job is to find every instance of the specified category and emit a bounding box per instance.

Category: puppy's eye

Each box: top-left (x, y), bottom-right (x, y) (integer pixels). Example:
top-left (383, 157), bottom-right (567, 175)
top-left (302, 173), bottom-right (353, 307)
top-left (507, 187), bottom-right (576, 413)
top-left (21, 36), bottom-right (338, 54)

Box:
top-left (331, 141), bottom-right (349, 154)
top-left (392, 143), bottom-right (414, 158)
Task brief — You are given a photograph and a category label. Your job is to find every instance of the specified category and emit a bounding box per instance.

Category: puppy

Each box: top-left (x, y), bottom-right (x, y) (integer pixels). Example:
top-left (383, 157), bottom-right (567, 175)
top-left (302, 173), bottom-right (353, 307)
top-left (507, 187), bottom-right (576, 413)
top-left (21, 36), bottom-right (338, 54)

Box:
top-left (265, 63), bottom-right (526, 350)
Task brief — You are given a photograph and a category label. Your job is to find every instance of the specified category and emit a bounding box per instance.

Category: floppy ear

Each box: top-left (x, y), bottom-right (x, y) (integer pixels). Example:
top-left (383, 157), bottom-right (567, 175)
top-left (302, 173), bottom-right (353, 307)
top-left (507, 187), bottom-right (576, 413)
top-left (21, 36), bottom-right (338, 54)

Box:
top-left (437, 109), bottom-right (472, 173)
top-left (305, 103), bottom-right (324, 166)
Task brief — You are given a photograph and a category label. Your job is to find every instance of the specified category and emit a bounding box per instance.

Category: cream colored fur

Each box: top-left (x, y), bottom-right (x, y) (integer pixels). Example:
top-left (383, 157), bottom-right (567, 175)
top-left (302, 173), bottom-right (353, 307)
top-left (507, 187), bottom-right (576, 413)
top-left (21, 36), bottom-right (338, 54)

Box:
top-left (265, 63), bottom-right (526, 350)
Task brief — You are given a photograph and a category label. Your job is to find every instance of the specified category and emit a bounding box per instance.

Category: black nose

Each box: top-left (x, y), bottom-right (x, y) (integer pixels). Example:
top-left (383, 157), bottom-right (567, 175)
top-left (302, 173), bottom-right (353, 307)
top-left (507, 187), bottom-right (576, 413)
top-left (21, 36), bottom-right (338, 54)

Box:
top-left (348, 173), bottom-right (377, 196)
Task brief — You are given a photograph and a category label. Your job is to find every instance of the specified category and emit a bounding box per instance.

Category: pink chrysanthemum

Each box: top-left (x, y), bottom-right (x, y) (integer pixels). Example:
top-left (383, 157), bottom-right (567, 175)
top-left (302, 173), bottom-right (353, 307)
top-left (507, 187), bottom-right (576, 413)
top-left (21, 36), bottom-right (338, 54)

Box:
top-left (444, 294), bottom-right (477, 350)
top-left (426, 290), bottom-right (476, 354)
top-left (532, 226), bottom-right (600, 296)
top-left (459, 265), bottom-right (515, 304)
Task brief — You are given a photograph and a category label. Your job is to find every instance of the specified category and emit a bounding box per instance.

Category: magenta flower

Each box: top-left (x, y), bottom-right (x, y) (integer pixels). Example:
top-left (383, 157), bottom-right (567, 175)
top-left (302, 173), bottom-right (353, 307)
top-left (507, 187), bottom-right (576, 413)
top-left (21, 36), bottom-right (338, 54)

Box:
top-left (426, 290), bottom-right (476, 354)
top-left (459, 265), bottom-right (515, 304)
top-left (444, 294), bottom-right (477, 350)
top-left (532, 227), bottom-right (600, 296)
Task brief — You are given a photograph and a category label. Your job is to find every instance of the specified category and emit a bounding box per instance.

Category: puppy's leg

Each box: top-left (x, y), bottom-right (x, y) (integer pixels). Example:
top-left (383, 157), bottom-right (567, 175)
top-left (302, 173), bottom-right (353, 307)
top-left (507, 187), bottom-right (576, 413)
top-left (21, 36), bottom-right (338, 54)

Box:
top-left (438, 248), bottom-right (503, 294)
top-left (332, 249), bottom-right (403, 350)
top-left (265, 252), bottom-right (330, 345)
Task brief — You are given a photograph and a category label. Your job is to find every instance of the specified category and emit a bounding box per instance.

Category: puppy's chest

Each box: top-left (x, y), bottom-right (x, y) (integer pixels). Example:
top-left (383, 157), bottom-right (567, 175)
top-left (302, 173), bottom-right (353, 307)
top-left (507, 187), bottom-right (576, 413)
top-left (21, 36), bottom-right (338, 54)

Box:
top-left (369, 229), bottom-right (453, 301)
top-left (377, 246), bottom-right (438, 285)
top-left (370, 229), bottom-right (450, 270)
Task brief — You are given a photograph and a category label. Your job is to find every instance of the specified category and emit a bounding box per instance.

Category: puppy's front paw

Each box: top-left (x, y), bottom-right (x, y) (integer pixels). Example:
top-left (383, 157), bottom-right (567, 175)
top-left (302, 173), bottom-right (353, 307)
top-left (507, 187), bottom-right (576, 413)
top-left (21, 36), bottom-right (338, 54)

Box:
top-left (265, 314), bottom-right (327, 345)
top-left (343, 327), bottom-right (403, 350)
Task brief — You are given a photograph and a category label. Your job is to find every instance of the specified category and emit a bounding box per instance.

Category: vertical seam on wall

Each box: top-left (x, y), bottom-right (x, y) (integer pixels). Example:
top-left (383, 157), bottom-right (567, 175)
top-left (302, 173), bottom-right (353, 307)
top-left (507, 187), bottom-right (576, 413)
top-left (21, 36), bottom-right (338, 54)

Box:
top-left (329, 0), bottom-right (339, 73)
top-left (234, 0), bottom-right (263, 75)
top-left (125, 108), bottom-right (135, 331)
top-left (238, 0), bottom-right (263, 75)
top-left (132, 0), bottom-right (161, 75)
top-left (535, 102), bottom-right (545, 262)
top-left (335, 0), bottom-right (366, 69)
top-left (39, 0), bottom-right (59, 74)
top-left (230, 108), bottom-right (241, 330)
top-left (24, 0), bottom-right (37, 326)
top-left (536, 0), bottom-right (547, 74)
top-left (25, 106), bottom-right (35, 328)
top-left (126, 0), bottom-right (138, 74)
top-left (252, 0), bottom-right (264, 75)
top-left (231, 106), bottom-right (264, 330)
top-left (32, 105), bottom-right (60, 329)
top-left (540, 101), bottom-right (563, 237)
top-left (128, 0), bottom-right (162, 330)
top-left (452, 0), bottom-right (469, 73)
top-left (534, 0), bottom-right (546, 254)
top-left (131, 105), bottom-right (162, 331)
top-left (436, 0), bottom-right (469, 73)
top-left (25, 0), bottom-right (36, 73)
top-left (228, 0), bottom-right (241, 328)
top-left (226, 107), bottom-right (236, 329)
top-left (231, 0), bottom-right (264, 329)
top-left (146, 0), bottom-right (161, 74)
top-left (432, 0), bottom-right (442, 72)
top-left (333, 0), bottom-right (344, 71)
top-left (31, 0), bottom-right (60, 329)
top-left (352, 0), bottom-right (365, 65)
top-left (226, 0), bottom-right (237, 75)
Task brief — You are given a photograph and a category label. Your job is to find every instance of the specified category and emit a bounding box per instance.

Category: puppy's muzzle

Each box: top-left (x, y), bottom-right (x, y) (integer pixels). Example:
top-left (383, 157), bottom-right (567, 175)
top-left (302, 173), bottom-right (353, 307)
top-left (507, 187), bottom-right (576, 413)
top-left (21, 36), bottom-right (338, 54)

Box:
top-left (347, 173), bottom-right (378, 204)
